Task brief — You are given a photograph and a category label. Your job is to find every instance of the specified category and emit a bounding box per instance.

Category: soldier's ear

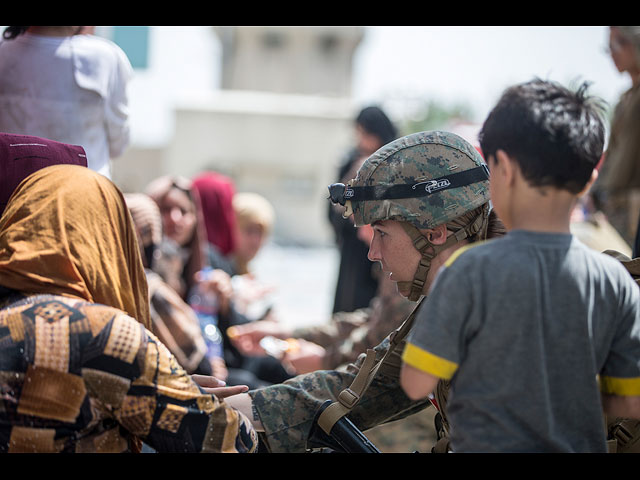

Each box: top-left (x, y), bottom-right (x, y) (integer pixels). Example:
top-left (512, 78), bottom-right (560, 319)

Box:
top-left (424, 224), bottom-right (448, 245)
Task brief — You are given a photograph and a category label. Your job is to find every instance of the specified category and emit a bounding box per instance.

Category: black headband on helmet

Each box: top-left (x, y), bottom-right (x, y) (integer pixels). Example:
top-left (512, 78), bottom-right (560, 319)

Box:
top-left (328, 164), bottom-right (489, 206)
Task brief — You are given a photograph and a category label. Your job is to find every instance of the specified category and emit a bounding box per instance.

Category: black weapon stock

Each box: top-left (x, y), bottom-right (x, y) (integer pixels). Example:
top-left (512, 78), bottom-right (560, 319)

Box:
top-left (307, 400), bottom-right (381, 453)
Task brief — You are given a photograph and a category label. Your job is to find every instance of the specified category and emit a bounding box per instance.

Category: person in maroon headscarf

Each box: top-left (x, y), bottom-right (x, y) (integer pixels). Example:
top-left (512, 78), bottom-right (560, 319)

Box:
top-left (0, 132), bottom-right (87, 216)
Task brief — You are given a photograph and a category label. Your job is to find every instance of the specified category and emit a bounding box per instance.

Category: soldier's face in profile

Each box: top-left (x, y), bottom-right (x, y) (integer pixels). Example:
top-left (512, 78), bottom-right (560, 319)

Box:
top-left (368, 220), bottom-right (422, 297)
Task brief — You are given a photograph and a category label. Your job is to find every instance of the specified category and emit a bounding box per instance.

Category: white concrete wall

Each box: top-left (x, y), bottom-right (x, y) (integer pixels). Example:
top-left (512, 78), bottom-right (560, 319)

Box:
top-left (163, 90), bottom-right (356, 246)
top-left (215, 26), bottom-right (363, 97)
top-left (106, 26), bottom-right (364, 246)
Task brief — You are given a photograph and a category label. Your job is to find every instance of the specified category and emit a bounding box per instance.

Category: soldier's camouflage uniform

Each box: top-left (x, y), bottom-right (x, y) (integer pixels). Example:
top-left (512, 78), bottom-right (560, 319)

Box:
top-left (249, 317), bottom-right (433, 452)
top-left (291, 275), bottom-right (415, 371)
top-left (287, 277), bottom-right (435, 452)
top-left (249, 131), bottom-right (490, 453)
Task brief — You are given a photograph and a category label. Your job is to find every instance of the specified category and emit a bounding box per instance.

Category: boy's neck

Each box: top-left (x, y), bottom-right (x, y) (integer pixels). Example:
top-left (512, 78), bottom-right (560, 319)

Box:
top-left (505, 184), bottom-right (576, 234)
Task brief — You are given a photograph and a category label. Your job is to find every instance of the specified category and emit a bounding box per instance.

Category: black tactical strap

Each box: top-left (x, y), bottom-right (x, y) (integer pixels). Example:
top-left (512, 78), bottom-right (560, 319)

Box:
top-left (344, 166), bottom-right (489, 202)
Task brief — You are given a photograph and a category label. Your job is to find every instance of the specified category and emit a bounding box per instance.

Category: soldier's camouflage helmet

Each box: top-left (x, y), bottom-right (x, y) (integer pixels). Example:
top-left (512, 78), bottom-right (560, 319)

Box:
top-left (330, 130), bottom-right (490, 228)
top-left (328, 130), bottom-right (491, 301)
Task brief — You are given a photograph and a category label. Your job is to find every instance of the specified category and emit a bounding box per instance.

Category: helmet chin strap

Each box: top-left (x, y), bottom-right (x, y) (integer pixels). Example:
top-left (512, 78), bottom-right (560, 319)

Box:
top-left (396, 205), bottom-right (490, 301)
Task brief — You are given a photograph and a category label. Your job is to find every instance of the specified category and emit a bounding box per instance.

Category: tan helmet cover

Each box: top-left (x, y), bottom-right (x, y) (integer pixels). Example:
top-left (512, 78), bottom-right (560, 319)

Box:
top-left (340, 130), bottom-right (491, 301)
top-left (349, 130), bottom-right (490, 229)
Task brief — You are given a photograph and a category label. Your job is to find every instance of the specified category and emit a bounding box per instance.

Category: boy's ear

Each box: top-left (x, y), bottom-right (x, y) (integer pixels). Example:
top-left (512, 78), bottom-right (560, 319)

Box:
top-left (578, 169), bottom-right (598, 197)
top-left (494, 149), bottom-right (516, 185)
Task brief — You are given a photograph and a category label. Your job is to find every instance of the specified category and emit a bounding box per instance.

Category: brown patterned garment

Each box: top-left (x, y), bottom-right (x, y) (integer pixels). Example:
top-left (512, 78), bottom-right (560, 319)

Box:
top-left (145, 271), bottom-right (209, 374)
top-left (0, 291), bottom-right (257, 453)
top-left (0, 165), bottom-right (256, 453)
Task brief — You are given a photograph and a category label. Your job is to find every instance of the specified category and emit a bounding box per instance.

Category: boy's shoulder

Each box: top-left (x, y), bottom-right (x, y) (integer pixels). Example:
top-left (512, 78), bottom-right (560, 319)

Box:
top-left (444, 236), bottom-right (508, 268)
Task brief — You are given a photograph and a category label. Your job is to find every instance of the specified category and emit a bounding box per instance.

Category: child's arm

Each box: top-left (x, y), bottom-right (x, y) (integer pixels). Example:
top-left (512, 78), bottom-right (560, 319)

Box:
top-left (400, 363), bottom-right (441, 400)
top-left (601, 393), bottom-right (640, 420)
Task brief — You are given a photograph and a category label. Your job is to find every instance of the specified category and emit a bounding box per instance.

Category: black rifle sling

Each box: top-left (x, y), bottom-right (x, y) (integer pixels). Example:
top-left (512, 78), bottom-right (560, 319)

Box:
top-left (316, 298), bottom-right (425, 434)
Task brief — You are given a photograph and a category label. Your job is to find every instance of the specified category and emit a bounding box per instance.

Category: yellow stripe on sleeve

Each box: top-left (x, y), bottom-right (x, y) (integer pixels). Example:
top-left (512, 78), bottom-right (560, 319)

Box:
top-left (600, 375), bottom-right (640, 396)
top-left (444, 241), bottom-right (486, 268)
top-left (402, 343), bottom-right (458, 380)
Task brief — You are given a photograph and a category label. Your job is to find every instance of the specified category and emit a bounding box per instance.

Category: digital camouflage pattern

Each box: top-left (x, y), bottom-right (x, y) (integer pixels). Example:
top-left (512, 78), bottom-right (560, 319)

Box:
top-left (363, 406), bottom-right (438, 453)
top-left (263, 271), bottom-right (423, 452)
top-left (248, 131), bottom-right (492, 453)
top-left (249, 300), bottom-right (433, 453)
top-left (291, 275), bottom-right (415, 370)
top-left (350, 131), bottom-right (490, 229)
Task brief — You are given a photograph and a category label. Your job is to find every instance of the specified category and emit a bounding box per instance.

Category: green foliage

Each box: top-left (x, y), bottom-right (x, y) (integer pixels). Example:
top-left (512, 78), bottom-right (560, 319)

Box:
top-left (400, 99), bottom-right (475, 136)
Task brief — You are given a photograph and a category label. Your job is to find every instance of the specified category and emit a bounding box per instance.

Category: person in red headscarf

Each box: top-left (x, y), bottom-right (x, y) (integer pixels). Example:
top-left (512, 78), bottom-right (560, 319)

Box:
top-left (192, 171), bottom-right (238, 259)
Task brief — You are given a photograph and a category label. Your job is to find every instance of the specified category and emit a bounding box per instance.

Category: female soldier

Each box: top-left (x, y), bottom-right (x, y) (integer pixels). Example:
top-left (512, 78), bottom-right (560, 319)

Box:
top-left (224, 130), bottom-right (504, 452)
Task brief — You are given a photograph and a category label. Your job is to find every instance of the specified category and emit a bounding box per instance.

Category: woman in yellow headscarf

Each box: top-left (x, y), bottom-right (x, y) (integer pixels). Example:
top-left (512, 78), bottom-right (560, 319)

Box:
top-left (0, 163), bottom-right (150, 327)
top-left (0, 164), bottom-right (257, 453)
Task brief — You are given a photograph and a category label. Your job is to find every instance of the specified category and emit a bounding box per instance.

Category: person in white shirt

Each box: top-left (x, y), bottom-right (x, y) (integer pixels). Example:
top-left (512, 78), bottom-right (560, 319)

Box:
top-left (0, 26), bottom-right (133, 179)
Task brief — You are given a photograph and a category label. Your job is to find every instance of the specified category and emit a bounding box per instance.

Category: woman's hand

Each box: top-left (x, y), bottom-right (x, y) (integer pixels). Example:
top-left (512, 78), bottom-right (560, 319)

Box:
top-left (192, 374), bottom-right (249, 398)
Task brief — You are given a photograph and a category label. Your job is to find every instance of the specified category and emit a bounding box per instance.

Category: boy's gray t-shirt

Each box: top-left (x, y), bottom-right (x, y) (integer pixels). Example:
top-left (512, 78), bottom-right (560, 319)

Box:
top-left (404, 230), bottom-right (640, 453)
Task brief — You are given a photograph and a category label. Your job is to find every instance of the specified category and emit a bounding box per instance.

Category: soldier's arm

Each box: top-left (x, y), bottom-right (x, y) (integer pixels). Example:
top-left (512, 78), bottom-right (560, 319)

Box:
top-left (242, 336), bottom-right (432, 453)
top-left (295, 289), bottom-right (414, 370)
top-left (224, 392), bottom-right (265, 431)
top-left (292, 308), bottom-right (369, 349)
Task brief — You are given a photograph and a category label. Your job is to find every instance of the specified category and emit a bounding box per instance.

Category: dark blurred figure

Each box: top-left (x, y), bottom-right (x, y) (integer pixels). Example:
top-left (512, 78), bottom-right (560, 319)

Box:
top-left (328, 106), bottom-right (398, 313)
top-left (591, 26), bottom-right (640, 253)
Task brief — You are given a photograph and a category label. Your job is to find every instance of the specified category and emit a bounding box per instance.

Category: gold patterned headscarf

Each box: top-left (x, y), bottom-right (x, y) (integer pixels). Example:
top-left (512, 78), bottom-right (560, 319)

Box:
top-left (0, 164), bottom-right (150, 330)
